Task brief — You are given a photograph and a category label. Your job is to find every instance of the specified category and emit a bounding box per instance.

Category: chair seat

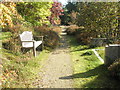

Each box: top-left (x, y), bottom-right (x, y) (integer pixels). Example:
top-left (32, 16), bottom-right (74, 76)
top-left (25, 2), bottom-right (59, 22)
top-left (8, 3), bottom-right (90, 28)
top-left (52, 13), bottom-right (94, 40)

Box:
top-left (22, 41), bottom-right (42, 48)
top-left (35, 41), bottom-right (42, 48)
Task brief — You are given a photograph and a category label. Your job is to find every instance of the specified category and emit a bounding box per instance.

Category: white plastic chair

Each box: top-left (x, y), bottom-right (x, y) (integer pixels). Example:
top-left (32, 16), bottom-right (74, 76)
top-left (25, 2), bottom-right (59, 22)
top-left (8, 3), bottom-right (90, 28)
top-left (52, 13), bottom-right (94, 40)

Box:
top-left (19, 31), bottom-right (43, 57)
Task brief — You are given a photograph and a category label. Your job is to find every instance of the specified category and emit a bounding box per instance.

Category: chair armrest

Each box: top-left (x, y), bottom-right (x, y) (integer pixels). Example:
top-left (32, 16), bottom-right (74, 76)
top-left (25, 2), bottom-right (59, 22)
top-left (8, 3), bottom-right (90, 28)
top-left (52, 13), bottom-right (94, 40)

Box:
top-left (21, 40), bottom-right (35, 42)
top-left (35, 36), bottom-right (44, 38)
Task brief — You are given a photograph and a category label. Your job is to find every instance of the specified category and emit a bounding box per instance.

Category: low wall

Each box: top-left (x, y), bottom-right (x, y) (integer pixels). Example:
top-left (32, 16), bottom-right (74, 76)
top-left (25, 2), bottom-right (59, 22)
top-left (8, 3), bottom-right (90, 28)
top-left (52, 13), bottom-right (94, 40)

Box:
top-left (105, 44), bottom-right (120, 65)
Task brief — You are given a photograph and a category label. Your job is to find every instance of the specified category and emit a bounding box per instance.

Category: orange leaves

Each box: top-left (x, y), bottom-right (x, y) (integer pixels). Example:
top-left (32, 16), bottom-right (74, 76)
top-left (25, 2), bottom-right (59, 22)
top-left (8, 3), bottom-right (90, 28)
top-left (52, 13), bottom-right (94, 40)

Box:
top-left (1, 68), bottom-right (18, 87)
top-left (1, 3), bottom-right (23, 28)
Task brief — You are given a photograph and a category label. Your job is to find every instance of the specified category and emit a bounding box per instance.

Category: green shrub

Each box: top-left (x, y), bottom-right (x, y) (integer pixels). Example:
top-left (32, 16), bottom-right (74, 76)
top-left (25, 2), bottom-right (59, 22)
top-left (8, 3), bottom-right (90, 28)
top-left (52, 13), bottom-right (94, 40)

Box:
top-left (66, 25), bottom-right (97, 44)
top-left (76, 32), bottom-right (90, 44)
top-left (108, 59), bottom-right (120, 80)
top-left (75, 28), bottom-right (98, 45)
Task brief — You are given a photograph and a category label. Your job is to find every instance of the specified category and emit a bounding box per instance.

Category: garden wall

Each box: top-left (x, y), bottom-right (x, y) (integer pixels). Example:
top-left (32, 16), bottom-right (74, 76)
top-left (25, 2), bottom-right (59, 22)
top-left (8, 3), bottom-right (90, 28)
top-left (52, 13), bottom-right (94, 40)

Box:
top-left (105, 44), bottom-right (120, 65)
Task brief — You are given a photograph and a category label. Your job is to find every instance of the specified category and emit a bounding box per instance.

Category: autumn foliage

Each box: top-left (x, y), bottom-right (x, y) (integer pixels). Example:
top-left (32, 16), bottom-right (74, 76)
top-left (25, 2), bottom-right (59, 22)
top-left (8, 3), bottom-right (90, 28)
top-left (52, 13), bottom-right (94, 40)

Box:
top-left (49, 2), bottom-right (64, 25)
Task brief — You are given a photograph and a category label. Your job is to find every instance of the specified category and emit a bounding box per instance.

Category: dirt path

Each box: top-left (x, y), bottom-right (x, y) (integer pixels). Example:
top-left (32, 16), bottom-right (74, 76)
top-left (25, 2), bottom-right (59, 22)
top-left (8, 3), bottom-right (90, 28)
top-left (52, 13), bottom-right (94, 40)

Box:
top-left (33, 27), bottom-right (73, 88)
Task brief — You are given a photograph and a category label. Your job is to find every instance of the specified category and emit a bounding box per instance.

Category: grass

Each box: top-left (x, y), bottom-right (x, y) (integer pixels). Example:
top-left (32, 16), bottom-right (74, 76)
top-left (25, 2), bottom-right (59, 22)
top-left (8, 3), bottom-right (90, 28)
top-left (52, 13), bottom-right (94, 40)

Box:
top-left (0, 32), bottom-right (12, 42)
top-left (1, 49), bottom-right (50, 88)
top-left (96, 48), bottom-right (105, 60)
top-left (68, 36), bottom-right (120, 88)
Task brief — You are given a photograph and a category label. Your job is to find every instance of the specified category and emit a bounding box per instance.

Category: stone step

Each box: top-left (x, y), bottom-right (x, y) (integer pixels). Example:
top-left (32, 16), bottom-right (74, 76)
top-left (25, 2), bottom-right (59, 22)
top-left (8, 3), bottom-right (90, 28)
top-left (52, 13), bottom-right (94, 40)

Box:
top-left (60, 32), bottom-right (67, 35)
top-left (62, 29), bottom-right (66, 32)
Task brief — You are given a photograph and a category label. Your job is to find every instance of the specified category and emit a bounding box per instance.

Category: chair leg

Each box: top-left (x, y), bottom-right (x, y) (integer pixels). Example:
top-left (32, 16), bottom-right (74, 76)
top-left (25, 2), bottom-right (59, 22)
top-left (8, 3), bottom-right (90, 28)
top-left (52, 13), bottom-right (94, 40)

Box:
top-left (33, 47), bottom-right (36, 57)
top-left (42, 43), bottom-right (43, 51)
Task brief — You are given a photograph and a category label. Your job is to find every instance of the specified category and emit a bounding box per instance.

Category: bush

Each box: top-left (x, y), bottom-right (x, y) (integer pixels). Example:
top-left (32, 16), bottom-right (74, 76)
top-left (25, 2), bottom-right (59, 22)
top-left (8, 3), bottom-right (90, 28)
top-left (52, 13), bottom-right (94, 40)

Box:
top-left (76, 31), bottom-right (91, 44)
top-left (34, 26), bottom-right (60, 49)
top-left (108, 59), bottom-right (120, 80)
top-left (66, 25), bottom-right (79, 35)
top-left (51, 26), bottom-right (62, 35)
top-left (66, 25), bottom-right (97, 44)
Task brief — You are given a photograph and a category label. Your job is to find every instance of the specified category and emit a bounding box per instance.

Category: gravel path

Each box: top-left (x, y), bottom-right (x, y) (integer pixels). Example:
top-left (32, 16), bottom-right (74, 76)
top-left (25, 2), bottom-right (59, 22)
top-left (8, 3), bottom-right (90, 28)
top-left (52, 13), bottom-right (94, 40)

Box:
top-left (33, 28), bottom-right (73, 88)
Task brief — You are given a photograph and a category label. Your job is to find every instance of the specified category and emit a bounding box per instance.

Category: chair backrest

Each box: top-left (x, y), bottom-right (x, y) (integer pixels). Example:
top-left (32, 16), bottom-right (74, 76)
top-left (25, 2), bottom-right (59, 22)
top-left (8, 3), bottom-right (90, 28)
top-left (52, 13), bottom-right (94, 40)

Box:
top-left (19, 31), bottom-right (33, 41)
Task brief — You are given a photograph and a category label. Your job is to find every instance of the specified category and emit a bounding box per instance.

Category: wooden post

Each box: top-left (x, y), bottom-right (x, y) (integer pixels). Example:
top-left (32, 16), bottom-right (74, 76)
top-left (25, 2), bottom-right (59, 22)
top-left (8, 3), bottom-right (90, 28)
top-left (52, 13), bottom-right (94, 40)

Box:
top-left (33, 41), bottom-right (36, 57)
top-left (42, 36), bottom-right (44, 50)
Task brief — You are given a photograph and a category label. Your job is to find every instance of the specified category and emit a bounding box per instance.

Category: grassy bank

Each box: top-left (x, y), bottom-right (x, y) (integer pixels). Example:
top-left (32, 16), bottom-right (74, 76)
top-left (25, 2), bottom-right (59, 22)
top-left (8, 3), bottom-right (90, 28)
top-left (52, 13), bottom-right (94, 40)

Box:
top-left (68, 36), bottom-right (120, 88)
top-left (1, 49), bottom-right (50, 88)
top-left (96, 48), bottom-right (105, 60)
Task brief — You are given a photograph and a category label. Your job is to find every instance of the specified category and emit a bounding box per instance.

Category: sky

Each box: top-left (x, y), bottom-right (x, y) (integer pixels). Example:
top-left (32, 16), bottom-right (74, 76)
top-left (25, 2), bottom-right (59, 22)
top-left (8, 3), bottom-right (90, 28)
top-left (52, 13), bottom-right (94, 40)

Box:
top-left (58, 0), bottom-right (68, 5)
top-left (58, 0), bottom-right (119, 4)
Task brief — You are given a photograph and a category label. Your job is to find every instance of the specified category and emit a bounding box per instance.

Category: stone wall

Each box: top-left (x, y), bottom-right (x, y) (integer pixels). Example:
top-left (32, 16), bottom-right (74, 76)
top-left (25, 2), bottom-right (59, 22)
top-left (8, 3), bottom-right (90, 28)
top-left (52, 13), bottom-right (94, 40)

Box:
top-left (105, 44), bottom-right (120, 65)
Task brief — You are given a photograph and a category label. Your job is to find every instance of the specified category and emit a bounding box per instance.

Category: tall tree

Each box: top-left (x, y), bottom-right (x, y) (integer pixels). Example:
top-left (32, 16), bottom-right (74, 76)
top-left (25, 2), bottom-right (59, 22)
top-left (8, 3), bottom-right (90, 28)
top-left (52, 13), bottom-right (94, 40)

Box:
top-left (16, 2), bottom-right (53, 26)
top-left (60, 2), bottom-right (77, 25)
top-left (76, 2), bottom-right (119, 39)
top-left (49, 2), bottom-right (64, 25)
